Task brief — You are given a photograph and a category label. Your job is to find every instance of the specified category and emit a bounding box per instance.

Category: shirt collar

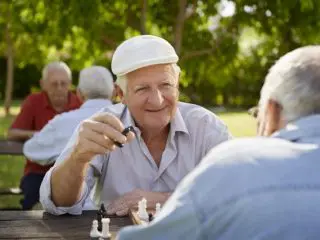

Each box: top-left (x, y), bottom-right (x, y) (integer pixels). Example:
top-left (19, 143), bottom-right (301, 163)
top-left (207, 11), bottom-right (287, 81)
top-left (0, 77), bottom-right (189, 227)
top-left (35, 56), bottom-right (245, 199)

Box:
top-left (170, 107), bottom-right (189, 135)
top-left (42, 91), bottom-right (79, 110)
top-left (272, 114), bottom-right (320, 141)
top-left (42, 92), bottom-right (51, 109)
top-left (81, 99), bottom-right (112, 109)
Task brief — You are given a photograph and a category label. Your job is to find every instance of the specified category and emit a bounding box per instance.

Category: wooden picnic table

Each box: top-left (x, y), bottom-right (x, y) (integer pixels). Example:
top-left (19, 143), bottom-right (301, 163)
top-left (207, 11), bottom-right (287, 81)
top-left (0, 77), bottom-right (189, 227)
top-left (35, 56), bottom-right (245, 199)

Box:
top-left (0, 210), bottom-right (134, 239)
top-left (0, 139), bottom-right (24, 155)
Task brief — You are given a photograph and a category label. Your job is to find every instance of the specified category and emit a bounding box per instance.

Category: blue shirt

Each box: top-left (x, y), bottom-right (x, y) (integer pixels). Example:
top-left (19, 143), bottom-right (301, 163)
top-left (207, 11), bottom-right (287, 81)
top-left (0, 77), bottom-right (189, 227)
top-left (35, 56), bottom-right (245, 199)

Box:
top-left (118, 114), bottom-right (320, 240)
top-left (40, 102), bottom-right (232, 215)
top-left (23, 99), bottom-right (112, 165)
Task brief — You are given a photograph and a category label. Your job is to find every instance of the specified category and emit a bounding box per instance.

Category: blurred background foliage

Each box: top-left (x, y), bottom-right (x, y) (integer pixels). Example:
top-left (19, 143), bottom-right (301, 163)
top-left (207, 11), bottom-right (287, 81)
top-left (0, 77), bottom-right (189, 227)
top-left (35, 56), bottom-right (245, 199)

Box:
top-left (1, 0), bottom-right (320, 108)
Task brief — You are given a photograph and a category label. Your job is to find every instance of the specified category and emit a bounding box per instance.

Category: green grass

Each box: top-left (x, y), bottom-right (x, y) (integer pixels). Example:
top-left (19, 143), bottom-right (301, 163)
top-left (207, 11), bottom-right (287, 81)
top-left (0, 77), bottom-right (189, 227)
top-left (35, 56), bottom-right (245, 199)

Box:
top-left (0, 103), bottom-right (256, 209)
top-left (218, 111), bottom-right (256, 137)
top-left (0, 113), bottom-right (24, 209)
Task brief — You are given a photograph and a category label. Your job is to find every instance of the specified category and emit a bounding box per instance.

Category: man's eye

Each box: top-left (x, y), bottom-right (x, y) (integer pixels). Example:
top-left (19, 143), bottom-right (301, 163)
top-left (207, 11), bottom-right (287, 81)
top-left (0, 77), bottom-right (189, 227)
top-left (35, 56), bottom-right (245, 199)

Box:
top-left (136, 87), bottom-right (147, 92)
top-left (162, 83), bottom-right (172, 87)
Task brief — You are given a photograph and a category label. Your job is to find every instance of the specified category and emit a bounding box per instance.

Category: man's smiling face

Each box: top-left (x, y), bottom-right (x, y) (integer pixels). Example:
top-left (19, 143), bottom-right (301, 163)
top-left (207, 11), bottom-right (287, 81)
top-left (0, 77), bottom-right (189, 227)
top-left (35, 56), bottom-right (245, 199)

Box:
top-left (123, 64), bottom-right (179, 131)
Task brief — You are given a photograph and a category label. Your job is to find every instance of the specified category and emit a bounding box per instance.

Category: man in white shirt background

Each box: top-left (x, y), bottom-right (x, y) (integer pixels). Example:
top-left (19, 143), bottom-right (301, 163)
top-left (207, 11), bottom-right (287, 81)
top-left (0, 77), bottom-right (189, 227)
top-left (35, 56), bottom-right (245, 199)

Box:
top-left (23, 66), bottom-right (115, 166)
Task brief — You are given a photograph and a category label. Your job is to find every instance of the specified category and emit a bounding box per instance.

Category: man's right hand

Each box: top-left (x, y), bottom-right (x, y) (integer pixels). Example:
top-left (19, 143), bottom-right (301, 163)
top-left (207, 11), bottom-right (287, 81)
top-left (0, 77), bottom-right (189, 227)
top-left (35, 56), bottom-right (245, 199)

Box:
top-left (71, 112), bottom-right (135, 163)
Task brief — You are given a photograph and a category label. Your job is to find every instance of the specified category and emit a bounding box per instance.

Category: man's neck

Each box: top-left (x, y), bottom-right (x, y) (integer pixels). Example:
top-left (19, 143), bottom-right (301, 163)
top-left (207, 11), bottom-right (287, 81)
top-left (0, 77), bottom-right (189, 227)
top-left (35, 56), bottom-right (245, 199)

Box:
top-left (141, 125), bottom-right (170, 145)
top-left (51, 100), bottom-right (68, 113)
top-left (141, 125), bottom-right (170, 167)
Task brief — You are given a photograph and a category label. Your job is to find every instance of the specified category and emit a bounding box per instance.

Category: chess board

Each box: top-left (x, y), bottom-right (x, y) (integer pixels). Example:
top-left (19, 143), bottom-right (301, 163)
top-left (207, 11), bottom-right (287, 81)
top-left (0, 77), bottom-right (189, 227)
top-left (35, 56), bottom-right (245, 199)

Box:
top-left (129, 208), bottom-right (155, 225)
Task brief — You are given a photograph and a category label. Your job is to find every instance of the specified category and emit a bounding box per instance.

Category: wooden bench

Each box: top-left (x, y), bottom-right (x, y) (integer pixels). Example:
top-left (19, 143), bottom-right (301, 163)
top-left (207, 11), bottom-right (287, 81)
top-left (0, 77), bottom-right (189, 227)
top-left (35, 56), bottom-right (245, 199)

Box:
top-left (0, 139), bottom-right (24, 196)
top-left (0, 139), bottom-right (24, 155)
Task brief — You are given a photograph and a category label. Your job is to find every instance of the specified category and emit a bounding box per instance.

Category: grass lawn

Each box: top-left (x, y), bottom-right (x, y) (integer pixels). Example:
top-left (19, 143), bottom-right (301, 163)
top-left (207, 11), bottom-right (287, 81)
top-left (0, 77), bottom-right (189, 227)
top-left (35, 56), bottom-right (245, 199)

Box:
top-left (218, 111), bottom-right (256, 137)
top-left (0, 107), bottom-right (25, 209)
top-left (0, 103), bottom-right (256, 209)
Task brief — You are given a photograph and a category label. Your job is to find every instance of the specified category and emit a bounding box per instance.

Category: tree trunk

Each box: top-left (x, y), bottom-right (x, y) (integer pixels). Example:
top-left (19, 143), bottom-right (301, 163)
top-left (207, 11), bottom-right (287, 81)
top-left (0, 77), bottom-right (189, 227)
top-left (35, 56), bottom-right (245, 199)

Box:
top-left (174, 0), bottom-right (187, 55)
top-left (4, 2), bottom-right (14, 116)
top-left (140, 0), bottom-right (148, 34)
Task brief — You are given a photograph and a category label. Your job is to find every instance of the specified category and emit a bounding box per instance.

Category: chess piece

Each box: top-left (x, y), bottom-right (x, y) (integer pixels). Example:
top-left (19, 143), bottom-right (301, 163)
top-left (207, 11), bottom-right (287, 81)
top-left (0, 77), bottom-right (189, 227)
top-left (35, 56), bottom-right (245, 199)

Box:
top-left (155, 202), bottom-right (161, 217)
top-left (101, 218), bottom-right (112, 239)
top-left (114, 126), bottom-right (135, 147)
top-left (138, 198), bottom-right (148, 221)
top-left (138, 200), bottom-right (143, 217)
top-left (100, 203), bottom-right (107, 217)
top-left (90, 220), bottom-right (101, 240)
top-left (100, 203), bottom-right (106, 213)
top-left (148, 213), bottom-right (153, 222)
top-left (96, 211), bottom-right (102, 232)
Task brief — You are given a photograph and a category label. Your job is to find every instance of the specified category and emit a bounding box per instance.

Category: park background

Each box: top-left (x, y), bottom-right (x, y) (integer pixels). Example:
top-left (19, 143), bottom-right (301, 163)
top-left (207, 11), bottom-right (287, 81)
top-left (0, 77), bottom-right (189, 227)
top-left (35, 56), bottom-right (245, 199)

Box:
top-left (1, 0), bottom-right (319, 208)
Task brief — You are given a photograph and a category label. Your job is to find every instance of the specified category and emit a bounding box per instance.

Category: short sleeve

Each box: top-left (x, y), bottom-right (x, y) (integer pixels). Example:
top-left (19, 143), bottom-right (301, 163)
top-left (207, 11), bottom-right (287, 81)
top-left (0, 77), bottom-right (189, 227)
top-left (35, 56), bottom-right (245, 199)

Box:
top-left (202, 113), bottom-right (233, 157)
top-left (11, 95), bottom-right (35, 130)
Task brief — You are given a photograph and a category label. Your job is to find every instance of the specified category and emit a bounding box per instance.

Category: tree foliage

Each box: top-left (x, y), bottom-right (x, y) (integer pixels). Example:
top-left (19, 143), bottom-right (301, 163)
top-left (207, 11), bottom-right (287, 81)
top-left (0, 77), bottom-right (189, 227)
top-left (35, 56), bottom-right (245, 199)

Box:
top-left (1, 0), bottom-right (320, 108)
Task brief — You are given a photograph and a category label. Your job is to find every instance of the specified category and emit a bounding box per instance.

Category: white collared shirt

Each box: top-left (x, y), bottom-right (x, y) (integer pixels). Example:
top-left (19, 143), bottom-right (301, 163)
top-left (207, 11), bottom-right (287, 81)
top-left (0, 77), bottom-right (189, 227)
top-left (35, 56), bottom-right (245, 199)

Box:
top-left (40, 102), bottom-right (232, 215)
top-left (23, 99), bottom-right (112, 165)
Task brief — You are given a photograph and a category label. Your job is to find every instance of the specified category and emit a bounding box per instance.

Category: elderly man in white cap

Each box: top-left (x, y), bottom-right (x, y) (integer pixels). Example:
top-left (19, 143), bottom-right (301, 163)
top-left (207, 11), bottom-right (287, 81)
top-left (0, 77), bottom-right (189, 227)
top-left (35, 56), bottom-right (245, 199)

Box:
top-left (117, 46), bottom-right (320, 239)
top-left (23, 66), bottom-right (115, 165)
top-left (40, 35), bottom-right (232, 216)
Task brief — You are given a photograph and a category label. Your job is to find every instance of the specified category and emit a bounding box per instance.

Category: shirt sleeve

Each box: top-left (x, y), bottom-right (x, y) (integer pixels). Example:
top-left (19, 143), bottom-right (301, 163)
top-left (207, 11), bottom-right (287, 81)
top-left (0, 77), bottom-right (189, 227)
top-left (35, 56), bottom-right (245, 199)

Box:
top-left (117, 179), bottom-right (203, 240)
top-left (23, 116), bottom-right (76, 165)
top-left (202, 113), bottom-right (233, 157)
top-left (39, 126), bottom-right (99, 215)
top-left (11, 95), bottom-right (35, 130)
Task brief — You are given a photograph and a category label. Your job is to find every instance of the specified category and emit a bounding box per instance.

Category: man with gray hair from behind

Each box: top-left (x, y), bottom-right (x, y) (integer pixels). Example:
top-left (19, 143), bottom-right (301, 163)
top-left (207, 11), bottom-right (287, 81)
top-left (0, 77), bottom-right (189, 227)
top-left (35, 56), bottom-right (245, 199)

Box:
top-left (24, 66), bottom-right (115, 166)
top-left (117, 46), bottom-right (320, 239)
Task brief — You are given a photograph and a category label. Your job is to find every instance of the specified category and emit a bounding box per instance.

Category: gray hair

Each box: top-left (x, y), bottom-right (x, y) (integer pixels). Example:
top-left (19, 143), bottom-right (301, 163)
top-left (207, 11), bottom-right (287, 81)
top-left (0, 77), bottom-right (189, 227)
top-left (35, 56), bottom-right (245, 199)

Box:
top-left (42, 61), bottom-right (72, 81)
top-left (116, 63), bottom-right (181, 94)
top-left (78, 66), bottom-right (114, 99)
top-left (259, 45), bottom-right (320, 123)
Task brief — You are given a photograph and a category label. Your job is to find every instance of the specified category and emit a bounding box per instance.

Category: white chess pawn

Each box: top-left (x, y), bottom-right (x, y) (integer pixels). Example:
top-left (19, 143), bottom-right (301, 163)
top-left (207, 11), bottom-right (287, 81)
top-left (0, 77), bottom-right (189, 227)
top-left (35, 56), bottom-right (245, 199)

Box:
top-left (141, 198), bottom-right (147, 208)
top-left (155, 203), bottom-right (161, 217)
top-left (90, 219), bottom-right (101, 239)
top-left (101, 218), bottom-right (111, 239)
top-left (138, 198), bottom-right (148, 221)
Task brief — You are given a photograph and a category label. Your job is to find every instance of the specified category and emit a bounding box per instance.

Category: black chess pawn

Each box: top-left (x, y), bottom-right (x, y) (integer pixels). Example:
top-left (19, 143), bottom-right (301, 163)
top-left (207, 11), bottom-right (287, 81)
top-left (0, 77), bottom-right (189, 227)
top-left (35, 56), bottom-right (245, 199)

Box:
top-left (114, 126), bottom-right (135, 147)
top-left (122, 126), bottom-right (134, 136)
top-left (96, 211), bottom-right (102, 232)
top-left (100, 203), bottom-right (106, 212)
top-left (100, 203), bottom-right (107, 217)
top-left (148, 213), bottom-right (153, 222)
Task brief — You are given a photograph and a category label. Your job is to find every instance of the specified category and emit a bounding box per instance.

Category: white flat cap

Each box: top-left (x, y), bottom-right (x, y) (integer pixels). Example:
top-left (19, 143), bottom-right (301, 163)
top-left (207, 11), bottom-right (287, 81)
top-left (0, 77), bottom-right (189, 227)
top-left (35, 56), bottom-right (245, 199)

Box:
top-left (111, 35), bottom-right (179, 76)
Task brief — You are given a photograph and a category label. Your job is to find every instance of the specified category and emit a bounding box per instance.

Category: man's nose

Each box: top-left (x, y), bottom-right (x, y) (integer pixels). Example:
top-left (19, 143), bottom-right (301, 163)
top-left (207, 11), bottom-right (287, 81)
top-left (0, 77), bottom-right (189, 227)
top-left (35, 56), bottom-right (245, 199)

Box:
top-left (56, 82), bottom-right (64, 90)
top-left (148, 89), bottom-right (164, 106)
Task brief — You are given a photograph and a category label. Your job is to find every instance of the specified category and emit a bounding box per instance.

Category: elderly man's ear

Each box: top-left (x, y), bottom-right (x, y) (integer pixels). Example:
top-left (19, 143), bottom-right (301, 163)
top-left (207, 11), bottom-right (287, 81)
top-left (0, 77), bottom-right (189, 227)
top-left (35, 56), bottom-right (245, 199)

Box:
top-left (258, 99), bottom-right (283, 136)
top-left (114, 84), bottom-right (127, 104)
top-left (110, 85), bottom-right (121, 103)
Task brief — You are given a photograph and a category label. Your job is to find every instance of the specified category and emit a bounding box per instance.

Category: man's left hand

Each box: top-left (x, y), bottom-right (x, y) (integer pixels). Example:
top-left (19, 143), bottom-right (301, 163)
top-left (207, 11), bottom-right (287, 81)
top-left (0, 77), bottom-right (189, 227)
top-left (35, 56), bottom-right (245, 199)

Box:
top-left (106, 189), bottom-right (171, 216)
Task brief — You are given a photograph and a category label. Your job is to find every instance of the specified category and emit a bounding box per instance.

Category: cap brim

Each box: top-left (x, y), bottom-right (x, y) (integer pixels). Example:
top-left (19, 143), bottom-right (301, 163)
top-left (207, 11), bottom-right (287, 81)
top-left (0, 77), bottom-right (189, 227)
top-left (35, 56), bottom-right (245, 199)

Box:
top-left (115, 55), bottom-right (179, 76)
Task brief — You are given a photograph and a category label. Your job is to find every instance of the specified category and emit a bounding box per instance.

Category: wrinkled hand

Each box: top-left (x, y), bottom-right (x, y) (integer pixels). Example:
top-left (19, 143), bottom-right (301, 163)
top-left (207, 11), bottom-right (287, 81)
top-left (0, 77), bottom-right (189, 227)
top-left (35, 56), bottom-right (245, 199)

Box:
top-left (72, 112), bottom-right (135, 163)
top-left (107, 189), bottom-right (171, 216)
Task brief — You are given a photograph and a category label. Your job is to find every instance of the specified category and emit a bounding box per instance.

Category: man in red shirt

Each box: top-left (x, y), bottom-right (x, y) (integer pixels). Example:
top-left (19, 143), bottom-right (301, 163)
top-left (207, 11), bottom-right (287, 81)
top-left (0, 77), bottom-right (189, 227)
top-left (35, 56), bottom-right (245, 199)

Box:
top-left (8, 61), bottom-right (81, 210)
